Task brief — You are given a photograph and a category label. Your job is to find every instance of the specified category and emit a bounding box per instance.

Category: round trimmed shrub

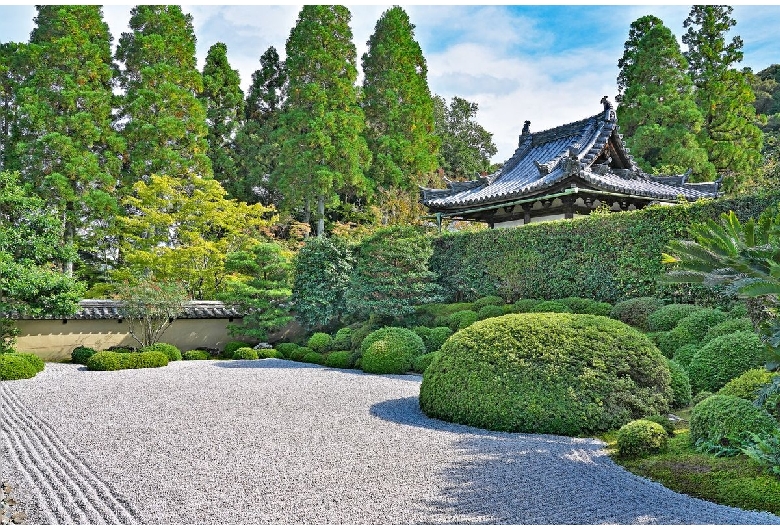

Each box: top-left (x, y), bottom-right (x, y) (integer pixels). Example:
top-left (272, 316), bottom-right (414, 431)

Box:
top-left (86, 350), bottom-right (123, 371)
top-left (472, 296), bottom-right (504, 311)
top-left (425, 327), bottom-right (453, 352)
top-left (616, 419), bottom-right (669, 456)
top-left (307, 332), bottom-right (332, 353)
top-left (531, 300), bottom-right (572, 313)
top-left (688, 331), bottom-right (765, 393)
top-left (447, 310), bottom-right (478, 331)
top-left (702, 317), bottom-right (754, 344)
top-left (584, 301), bottom-right (613, 317)
top-left (655, 326), bottom-right (695, 358)
top-left (512, 299), bottom-right (541, 313)
top-left (291, 346), bottom-right (315, 362)
top-left (257, 348), bottom-right (280, 359)
top-left (87, 350), bottom-right (168, 371)
top-left (692, 391), bottom-right (714, 406)
top-left (302, 350), bottom-right (325, 365)
top-left (689, 394), bottom-right (778, 454)
top-left (0, 353), bottom-right (44, 380)
top-left (420, 313), bottom-right (673, 436)
top-left (718, 369), bottom-right (775, 401)
top-left (274, 343), bottom-right (299, 359)
top-left (647, 304), bottom-right (703, 332)
top-left (672, 343), bottom-right (699, 370)
top-left (223, 341), bottom-right (250, 359)
top-left (610, 297), bottom-right (666, 330)
top-left (476, 304), bottom-right (505, 321)
top-left (666, 358), bottom-right (692, 409)
top-left (360, 327), bottom-right (426, 357)
top-left (71, 346), bottom-right (97, 365)
top-left (182, 349), bottom-right (210, 360)
top-left (675, 309), bottom-right (729, 343)
top-left (324, 350), bottom-right (352, 369)
top-left (331, 328), bottom-right (352, 351)
top-left (232, 347), bottom-right (259, 360)
top-left (412, 351), bottom-right (438, 373)
top-left (142, 343), bottom-right (182, 361)
top-left (362, 340), bottom-right (413, 374)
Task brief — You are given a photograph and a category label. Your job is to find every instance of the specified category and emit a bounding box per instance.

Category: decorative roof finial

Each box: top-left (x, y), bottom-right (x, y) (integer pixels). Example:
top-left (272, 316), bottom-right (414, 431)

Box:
top-left (600, 96), bottom-right (615, 120)
top-left (521, 120), bottom-right (531, 135)
top-left (600, 95), bottom-right (613, 111)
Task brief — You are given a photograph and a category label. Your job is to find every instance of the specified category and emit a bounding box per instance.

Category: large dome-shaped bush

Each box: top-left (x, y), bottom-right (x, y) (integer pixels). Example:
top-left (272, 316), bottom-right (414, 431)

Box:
top-left (717, 369), bottom-right (775, 401)
top-left (647, 304), bottom-right (702, 332)
top-left (690, 394), bottom-right (778, 454)
top-left (419, 313), bottom-right (672, 436)
top-left (688, 331), bottom-right (765, 393)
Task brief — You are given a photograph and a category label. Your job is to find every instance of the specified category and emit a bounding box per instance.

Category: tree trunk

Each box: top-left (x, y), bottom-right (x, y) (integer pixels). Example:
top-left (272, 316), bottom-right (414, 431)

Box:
top-left (316, 194), bottom-right (325, 238)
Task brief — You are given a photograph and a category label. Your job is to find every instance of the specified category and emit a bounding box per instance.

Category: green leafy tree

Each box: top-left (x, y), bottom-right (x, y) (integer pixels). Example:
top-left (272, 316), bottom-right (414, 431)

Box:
top-left (361, 6), bottom-right (439, 193)
top-left (274, 5), bottom-right (371, 237)
top-left (116, 5), bottom-right (211, 183)
top-left (617, 21), bottom-right (715, 180)
top-left (346, 225), bottom-right (442, 322)
top-left (433, 94), bottom-right (497, 180)
top-left (682, 5), bottom-right (763, 190)
top-left (218, 242), bottom-right (293, 341)
top-left (200, 42), bottom-right (244, 195)
top-left (291, 237), bottom-right (354, 330)
top-left (233, 46), bottom-right (287, 204)
top-left (13, 6), bottom-right (125, 276)
top-left (116, 174), bottom-right (277, 299)
top-left (0, 42), bottom-right (28, 172)
top-left (115, 279), bottom-right (188, 348)
top-left (616, 15), bottom-right (663, 101)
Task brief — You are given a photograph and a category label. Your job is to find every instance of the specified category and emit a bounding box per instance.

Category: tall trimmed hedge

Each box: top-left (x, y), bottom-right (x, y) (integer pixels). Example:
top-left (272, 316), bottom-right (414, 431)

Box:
top-left (429, 193), bottom-right (780, 303)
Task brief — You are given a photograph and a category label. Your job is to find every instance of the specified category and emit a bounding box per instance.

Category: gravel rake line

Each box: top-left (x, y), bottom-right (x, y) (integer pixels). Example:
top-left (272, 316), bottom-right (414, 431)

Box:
top-left (0, 383), bottom-right (142, 524)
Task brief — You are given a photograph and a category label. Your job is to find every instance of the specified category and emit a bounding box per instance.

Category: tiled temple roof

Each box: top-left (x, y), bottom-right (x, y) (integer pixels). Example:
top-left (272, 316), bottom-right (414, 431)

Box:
top-left (421, 101), bottom-right (721, 212)
top-left (8, 300), bottom-right (243, 320)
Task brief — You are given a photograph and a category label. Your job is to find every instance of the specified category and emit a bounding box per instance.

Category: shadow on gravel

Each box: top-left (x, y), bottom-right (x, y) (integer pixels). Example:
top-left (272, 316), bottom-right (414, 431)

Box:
top-left (212, 359), bottom-right (314, 369)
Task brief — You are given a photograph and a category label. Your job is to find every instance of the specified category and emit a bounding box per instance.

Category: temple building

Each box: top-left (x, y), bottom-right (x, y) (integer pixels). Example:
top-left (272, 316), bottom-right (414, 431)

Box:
top-left (420, 97), bottom-right (722, 228)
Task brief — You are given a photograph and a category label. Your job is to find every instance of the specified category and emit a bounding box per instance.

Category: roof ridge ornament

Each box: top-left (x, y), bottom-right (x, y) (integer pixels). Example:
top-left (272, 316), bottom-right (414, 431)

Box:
top-left (600, 95), bottom-right (615, 121)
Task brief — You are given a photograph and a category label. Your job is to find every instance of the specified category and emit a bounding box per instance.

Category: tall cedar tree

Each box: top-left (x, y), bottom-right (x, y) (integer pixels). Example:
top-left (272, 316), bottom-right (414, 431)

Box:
top-left (682, 5), bottom-right (762, 190)
top-left (200, 42), bottom-right (244, 195)
top-left (361, 6), bottom-right (439, 192)
top-left (433, 95), bottom-right (497, 180)
top-left (233, 46), bottom-right (287, 204)
top-left (0, 42), bottom-right (27, 172)
top-left (274, 5), bottom-right (371, 237)
top-left (616, 15), bottom-right (662, 101)
top-left (14, 6), bottom-right (125, 276)
top-left (616, 21), bottom-right (715, 181)
top-left (116, 5), bottom-right (212, 184)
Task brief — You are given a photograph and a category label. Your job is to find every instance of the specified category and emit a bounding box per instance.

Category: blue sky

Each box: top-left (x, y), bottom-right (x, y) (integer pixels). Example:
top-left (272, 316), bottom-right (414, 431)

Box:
top-left (1, 4), bottom-right (778, 163)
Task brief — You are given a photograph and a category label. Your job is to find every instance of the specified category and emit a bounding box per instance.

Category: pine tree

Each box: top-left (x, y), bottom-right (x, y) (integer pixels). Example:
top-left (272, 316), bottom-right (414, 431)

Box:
top-left (13, 6), bottom-right (125, 275)
top-left (617, 21), bottom-right (715, 180)
top-left (682, 5), bottom-right (762, 189)
top-left (200, 42), bottom-right (244, 196)
top-left (361, 6), bottom-right (439, 193)
top-left (232, 46), bottom-right (287, 204)
top-left (616, 15), bottom-right (663, 101)
top-left (116, 5), bottom-right (211, 183)
top-left (274, 5), bottom-right (371, 237)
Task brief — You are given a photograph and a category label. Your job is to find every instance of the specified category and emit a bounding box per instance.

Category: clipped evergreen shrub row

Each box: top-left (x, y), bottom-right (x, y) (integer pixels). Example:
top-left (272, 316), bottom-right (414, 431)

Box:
top-left (182, 349), bottom-right (211, 360)
top-left (86, 350), bottom-right (169, 371)
top-left (142, 342), bottom-right (182, 361)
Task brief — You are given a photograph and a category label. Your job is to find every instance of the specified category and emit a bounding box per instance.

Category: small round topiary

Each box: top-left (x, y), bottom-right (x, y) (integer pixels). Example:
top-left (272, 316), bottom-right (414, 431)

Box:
top-left (666, 358), bottom-right (692, 409)
top-left (274, 343), bottom-right (300, 359)
top-left (447, 310), bottom-right (478, 331)
top-left (86, 350), bottom-right (123, 371)
top-left (531, 301), bottom-right (572, 313)
top-left (420, 313), bottom-right (673, 436)
top-left (307, 332), bottom-right (332, 353)
top-left (331, 328), bottom-right (352, 351)
top-left (142, 343), bottom-right (182, 361)
top-left (223, 341), bottom-right (250, 359)
top-left (655, 326), bottom-right (696, 358)
top-left (647, 304), bottom-right (703, 332)
top-left (672, 343), bottom-right (699, 370)
top-left (324, 350), bottom-right (352, 369)
top-left (291, 346), bottom-right (315, 362)
top-left (0, 353), bottom-right (44, 380)
top-left (361, 327), bottom-right (426, 357)
top-left (688, 331), bottom-right (765, 393)
top-left (616, 419), bottom-right (669, 456)
top-left (359, 327), bottom-right (426, 374)
top-left (476, 305), bottom-right (506, 321)
top-left (610, 297), bottom-right (666, 331)
top-left (674, 309), bottom-right (730, 343)
top-left (412, 351), bottom-right (439, 373)
top-left (232, 347), bottom-right (259, 360)
top-left (257, 348), bottom-right (280, 359)
top-left (702, 317), bottom-right (754, 344)
top-left (302, 350), bottom-right (325, 365)
top-left (512, 299), bottom-right (542, 313)
top-left (472, 295), bottom-right (504, 311)
top-left (182, 349), bottom-right (210, 360)
top-left (362, 340), bottom-right (413, 374)
top-left (689, 394), bottom-right (778, 454)
top-left (718, 368), bottom-right (775, 401)
top-left (133, 351), bottom-right (169, 369)
top-left (71, 346), bottom-right (97, 365)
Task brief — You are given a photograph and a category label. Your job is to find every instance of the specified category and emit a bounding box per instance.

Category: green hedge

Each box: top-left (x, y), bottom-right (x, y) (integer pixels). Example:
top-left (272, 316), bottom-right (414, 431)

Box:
top-left (690, 395), bottom-right (778, 455)
top-left (86, 350), bottom-right (169, 371)
top-left (141, 343), bottom-right (182, 361)
top-left (0, 352), bottom-right (45, 380)
top-left (429, 193), bottom-right (780, 303)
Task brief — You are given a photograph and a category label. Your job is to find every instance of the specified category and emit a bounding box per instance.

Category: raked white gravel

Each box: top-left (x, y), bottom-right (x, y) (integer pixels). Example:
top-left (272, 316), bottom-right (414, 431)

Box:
top-left (1, 359), bottom-right (779, 524)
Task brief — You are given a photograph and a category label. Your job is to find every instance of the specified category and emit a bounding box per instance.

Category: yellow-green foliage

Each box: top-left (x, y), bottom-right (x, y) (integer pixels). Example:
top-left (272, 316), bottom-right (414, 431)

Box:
top-left (420, 313), bottom-right (672, 436)
top-left (182, 349), bottom-right (210, 360)
top-left (0, 352), bottom-right (44, 380)
top-left (718, 369), bottom-right (775, 401)
top-left (688, 331), bottom-right (765, 393)
top-left (307, 332), bottom-right (332, 353)
top-left (86, 350), bottom-right (169, 371)
top-left (324, 350), bottom-right (351, 369)
top-left (690, 395), bottom-right (777, 454)
top-left (617, 419), bottom-right (669, 456)
top-left (232, 347), bottom-right (258, 360)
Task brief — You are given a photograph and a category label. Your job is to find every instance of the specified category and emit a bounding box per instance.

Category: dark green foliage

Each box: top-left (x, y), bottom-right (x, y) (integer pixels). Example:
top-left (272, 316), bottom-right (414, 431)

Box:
top-left (324, 350), bottom-right (352, 369)
top-left (692, 391), bottom-right (714, 406)
top-left (302, 350), bottom-right (325, 365)
top-left (511, 299), bottom-right (541, 313)
top-left (86, 350), bottom-right (169, 371)
top-left (647, 304), bottom-right (703, 332)
top-left (413, 302), bottom-right (474, 327)
top-left (675, 309), bottom-right (730, 342)
top-left (0, 352), bottom-right (44, 380)
top-left (617, 419), bottom-right (669, 456)
top-left (476, 305), bottom-right (505, 321)
top-left (690, 395), bottom-right (777, 456)
top-left (610, 297), bottom-right (667, 331)
top-left (412, 351), bottom-right (438, 374)
top-left (307, 332), bottom-right (332, 353)
top-left (703, 317), bottom-right (754, 343)
top-left (274, 342), bottom-right (299, 360)
top-left (224, 341), bottom-right (250, 359)
top-left (419, 313), bottom-right (672, 436)
top-left (429, 193), bottom-right (780, 305)
top-left (673, 343), bottom-right (699, 370)
top-left (413, 326), bottom-right (453, 353)
top-left (447, 310), bottom-right (478, 331)
top-left (655, 327), bottom-right (696, 358)
top-left (331, 328), bottom-right (352, 351)
top-left (346, 226), bottom-right (441, 321)
top-left (643, 415), bottom-right (677, 436)
top-left (350, 322), bottom-right (376, 353)
top-left (291, 346), bottom-right (314, 362)
top-left (141, 343), bottom-right (182, 362)
top-left (531, 301), bottom-right (572, 314)
top-left (362, 340), bottom-right (412, 375)
top-left (472, 296), bottom-right (504, 311)
top-left (232, 347), bottom-right (259, 360)
top-left (432, 95), bottom-right (497, 179)
top-left (182, 349), bottom-right (210, 361)
top-left (742, 430), bottom-right (780, 478)
top-left (71, 346), bottom-right (97, 365)
top-left (754, 377), bottom-right (780, 422)
top-left (292, 237), bottom-right (354, 329)
top-left (718, 369), bottom-right (775, 401)
top-left (555, 297), bottom-right (611, 316)
top-left (729, 304), bottom-right (749, 319)
top-left (667, 358), bottom-right (692, 409)
top-left (688, 331), bottom-right (765, 393)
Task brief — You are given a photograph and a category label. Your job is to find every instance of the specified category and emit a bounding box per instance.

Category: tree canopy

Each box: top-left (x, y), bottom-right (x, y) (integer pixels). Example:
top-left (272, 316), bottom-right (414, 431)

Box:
top-left (433, 95), bottom-right (497, 180)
